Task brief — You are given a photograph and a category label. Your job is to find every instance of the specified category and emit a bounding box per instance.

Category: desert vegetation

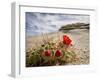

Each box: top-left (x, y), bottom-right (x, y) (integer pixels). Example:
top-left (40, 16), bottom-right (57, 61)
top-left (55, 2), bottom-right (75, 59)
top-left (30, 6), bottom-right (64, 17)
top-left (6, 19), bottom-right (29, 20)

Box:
top-left (26, 34), bottom-right (79, 67)
top-left (26, 23), bottom-right (89, 67)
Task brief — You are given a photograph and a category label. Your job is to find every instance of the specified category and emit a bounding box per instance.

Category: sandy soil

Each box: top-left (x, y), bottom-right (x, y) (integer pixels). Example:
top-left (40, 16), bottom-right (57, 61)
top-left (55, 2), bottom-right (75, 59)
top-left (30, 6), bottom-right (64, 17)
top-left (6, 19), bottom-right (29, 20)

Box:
top-left (26, 29), bottom-right (89, 65)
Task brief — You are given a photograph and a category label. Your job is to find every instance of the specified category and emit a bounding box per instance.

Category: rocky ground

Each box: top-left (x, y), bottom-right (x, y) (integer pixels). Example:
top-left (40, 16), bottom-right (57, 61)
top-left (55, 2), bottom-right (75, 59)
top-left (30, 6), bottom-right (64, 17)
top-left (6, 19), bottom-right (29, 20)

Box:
top-left (26, 29), bottom-right (89, 65)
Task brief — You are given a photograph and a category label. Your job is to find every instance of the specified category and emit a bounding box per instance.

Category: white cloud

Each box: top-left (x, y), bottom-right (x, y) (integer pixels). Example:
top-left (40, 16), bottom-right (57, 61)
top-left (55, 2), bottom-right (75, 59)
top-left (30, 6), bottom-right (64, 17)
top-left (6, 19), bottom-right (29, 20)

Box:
top-left (26, 12), bottom-right (90, 36)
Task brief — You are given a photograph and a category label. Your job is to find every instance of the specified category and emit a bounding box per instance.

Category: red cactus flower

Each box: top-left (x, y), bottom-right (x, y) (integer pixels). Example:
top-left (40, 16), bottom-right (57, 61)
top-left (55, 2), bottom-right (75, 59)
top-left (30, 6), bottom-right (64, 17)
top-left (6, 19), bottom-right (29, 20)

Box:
top-left (55, 50), bottom-right (62, 57)
top-left (63, 35), bottom-right (72, 46)
top-left (44, 50), bottom-right (51, 57)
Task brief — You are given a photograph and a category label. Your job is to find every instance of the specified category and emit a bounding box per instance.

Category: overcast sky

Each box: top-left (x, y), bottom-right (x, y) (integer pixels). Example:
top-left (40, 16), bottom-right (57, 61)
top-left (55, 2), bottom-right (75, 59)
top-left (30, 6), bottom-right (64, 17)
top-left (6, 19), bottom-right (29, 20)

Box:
top-left (26, 12), bottom-right (90, 36)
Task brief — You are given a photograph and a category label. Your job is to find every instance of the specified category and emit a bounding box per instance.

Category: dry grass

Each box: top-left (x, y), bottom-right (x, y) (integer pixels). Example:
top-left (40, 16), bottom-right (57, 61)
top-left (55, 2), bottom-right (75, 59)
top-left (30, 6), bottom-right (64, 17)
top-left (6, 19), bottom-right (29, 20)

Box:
top-left (26, 29), bottom-right (89, 65)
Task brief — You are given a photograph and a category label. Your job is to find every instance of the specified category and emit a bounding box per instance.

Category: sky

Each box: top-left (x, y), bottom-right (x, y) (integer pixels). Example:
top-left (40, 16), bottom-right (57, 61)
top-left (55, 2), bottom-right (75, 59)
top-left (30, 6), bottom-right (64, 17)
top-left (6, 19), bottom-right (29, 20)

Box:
top-left (25, 12), bottom-right (90, 36)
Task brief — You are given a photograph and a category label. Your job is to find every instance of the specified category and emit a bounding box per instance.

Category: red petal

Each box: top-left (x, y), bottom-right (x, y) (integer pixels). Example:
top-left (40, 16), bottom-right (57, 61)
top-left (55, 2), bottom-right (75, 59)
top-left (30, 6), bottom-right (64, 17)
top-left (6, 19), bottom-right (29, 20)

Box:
top-left (63, 35), bottom-right (72, 45)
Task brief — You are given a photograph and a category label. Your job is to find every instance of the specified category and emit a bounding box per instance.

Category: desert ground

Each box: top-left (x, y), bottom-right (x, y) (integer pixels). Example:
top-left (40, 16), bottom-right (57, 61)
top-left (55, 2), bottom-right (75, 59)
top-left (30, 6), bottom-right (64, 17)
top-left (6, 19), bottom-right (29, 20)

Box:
top-left (26, 29), bottom-right (89, 65)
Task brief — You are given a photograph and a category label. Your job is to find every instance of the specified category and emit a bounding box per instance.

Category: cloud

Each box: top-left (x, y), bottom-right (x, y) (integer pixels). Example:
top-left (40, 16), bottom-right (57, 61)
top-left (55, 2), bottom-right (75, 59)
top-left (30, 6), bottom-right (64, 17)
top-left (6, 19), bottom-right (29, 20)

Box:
top-left (26, 12), bottom-right (89, 36)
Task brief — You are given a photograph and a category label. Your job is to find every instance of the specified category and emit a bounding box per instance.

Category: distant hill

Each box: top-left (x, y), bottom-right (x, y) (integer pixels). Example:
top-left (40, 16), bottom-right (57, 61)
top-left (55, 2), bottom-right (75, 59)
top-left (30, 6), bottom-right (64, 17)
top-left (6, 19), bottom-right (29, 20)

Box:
top-left (59, 23), bottom-right (89, 31)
